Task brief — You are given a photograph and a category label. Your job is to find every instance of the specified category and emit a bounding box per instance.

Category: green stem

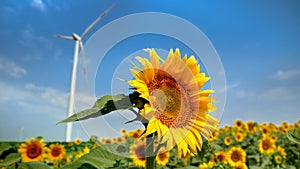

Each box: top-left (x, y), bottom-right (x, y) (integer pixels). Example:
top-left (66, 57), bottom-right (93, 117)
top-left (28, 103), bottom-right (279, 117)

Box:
top-left (145, 135), bottom-right (155, 169)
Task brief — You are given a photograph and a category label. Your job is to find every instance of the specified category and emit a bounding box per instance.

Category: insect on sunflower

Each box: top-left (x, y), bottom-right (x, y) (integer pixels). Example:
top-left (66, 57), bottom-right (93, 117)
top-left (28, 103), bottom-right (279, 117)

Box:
top-left (128, 48), bottom-right (219, 157)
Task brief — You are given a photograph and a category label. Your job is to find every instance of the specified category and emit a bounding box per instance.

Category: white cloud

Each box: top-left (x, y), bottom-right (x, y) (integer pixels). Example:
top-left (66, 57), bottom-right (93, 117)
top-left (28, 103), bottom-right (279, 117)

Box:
top-left (0, 82), bottom-right (67, 119)
top-left (273, 69), bottom-right (300, 81)
top-left (235, 89), bottom-right (255, 98)
top-left (30, 0), bottom-right (46, 12)
top-left (217, 82), bottom-right (239, 93)
top-left (0, 81), bottom-right (92, 141)
top-left (0, 57), bottom-right (27, 77)
top-left (0, 82), bottom-right (96, 120)
top-left (19, 26), bottom-right (52, 49)
top-left (259, 86), bottom-right (300, 100)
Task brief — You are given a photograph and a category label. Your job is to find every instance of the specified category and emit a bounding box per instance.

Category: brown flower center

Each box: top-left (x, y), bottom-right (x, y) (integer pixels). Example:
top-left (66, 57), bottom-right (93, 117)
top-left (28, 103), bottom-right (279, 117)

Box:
top-left (135, 145), bottom-right (146, 161)
top-left (51, 147), bottom-right (62, 157)
top-left (158, 153), bottom-right (167, 161)
top-left (147, 71), bottom-right (194, 128)
top-left (262, 140), bottom-right (271, 150)
top-left (231, 151), bottom-right (241, 162)
top-left (26, 145), bottom-right (41, 159)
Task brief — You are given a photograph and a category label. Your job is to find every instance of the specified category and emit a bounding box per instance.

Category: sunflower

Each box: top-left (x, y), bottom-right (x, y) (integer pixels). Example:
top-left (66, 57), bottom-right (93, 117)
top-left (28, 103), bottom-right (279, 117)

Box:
top-left (128, 48), bottom-right (219, 156)
top-left (270, 134), bottom-right (277, 142)
top-left (245, 121), bottom-right (257, 133)
top-left (234, 163), bottom-right (248, 169)
top-left (47, 143), bottom-right (66, 162)
top-left (224, 136), bottom-right (232, 146)
top-left (234, 119), bottom-right (244, 130)
top-left (74, 138), bottom-right (81, 145)
top-left (199, 161), bottom-right (215, 169)
top-left (156, 150), bottom-right (170, 166)
top-left (121, 129), bottom-right (127, 136)
top-left (234, 132), bottom-right (244, 142)
top-left (261, 126), bottom-right (271, 136)
top-left (208, 130), bottom-right (219, 142)
top-left (258, 137), bottom-right (276, 154)
top-left (212, 151), bottom-right (227, 163)
top-left (226, 147), bottom-right (246, 167)
top-left (276, 146), bottom-right (287, 157)
top-left (18, 138), bottom-right (47, 162)
top-left (298, 119), bottom-right (300, 127)
top-left (272, 152), bottom-right (284, 165)
top-left (281, 122), bottom-right (289, 130)
top-left (128, 129), bottom-right (144, 138)
top-left (101, 138), bottom-right (112, 144)
top-left (74, 147), bottom-right (90, 161)
top-left (130, 141), bottom-right (146, 167)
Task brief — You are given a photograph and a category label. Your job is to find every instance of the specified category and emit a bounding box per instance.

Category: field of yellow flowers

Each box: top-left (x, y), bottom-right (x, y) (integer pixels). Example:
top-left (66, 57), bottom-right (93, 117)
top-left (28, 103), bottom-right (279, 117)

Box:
top-left (0, 119), bottom-right (299, 169)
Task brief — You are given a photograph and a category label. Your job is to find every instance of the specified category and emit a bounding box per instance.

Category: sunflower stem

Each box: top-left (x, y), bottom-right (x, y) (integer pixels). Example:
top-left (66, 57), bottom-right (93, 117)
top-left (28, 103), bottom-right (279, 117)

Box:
top-left (146, 134), bottom-right (155, 169)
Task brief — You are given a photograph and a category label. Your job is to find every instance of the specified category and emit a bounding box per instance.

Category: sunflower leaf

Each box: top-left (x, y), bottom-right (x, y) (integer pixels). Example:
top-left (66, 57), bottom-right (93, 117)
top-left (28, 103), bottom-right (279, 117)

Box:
top-left (57, 94), bottom-right (133, 124)
top-left (0, 153), bottom-right (21, 167)
top-left (0, 142), bottom-right (12, 157)
top-left (287, 130), bottom-right (300, 144)
top-left (17, 162), bottom-right (51, 169)
top-left (61, 144), bottom-right (123, 169)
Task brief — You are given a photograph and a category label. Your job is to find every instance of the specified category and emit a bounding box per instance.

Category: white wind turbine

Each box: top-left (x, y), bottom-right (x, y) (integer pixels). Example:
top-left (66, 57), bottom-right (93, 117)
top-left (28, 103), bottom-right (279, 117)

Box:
top-left (55, 3), bottom-right (115, 142)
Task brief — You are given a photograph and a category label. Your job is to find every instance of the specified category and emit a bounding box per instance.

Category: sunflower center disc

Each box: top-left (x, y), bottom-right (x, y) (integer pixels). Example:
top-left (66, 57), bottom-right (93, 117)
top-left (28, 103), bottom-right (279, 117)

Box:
top-left (27, 145), bottom-right (41, 159)
top-left (51, 147), bottom-right (61, 157)
top-left (148, 73), bottom-right (188, 128)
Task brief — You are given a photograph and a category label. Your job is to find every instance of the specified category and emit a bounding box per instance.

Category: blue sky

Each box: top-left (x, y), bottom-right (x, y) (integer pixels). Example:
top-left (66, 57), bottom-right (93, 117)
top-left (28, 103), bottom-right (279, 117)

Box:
top-left (0, 0), bottom-right (299, 141)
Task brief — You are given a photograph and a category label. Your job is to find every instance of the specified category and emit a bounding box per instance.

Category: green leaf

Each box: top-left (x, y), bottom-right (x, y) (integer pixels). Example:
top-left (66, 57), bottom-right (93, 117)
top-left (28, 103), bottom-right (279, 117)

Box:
top-left (62, 145), bottom-right (123, 169)
top-left (0, 153), bottom-right (21, 167)
top-left (57, 94), bottom-right (133, 124)
top-left (287, 130), bottom-right (300, 144)
top-left (0, 142), bottom-right (12, 156)
top-left (248, 166), bottom-right (263, 169)
top-left (17, 162), bottom-right (51, 169)
top-left (175, 166), bottom-right (199, 169)
top-left (197, 141), bottom-right (209, 160)
top-left (210, 142), bottom-right (223, 151)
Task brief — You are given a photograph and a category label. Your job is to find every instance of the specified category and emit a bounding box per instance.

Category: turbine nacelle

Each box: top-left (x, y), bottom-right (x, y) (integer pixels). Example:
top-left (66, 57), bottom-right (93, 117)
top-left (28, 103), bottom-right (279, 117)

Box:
top-left (72, 33), bottom-right (81, 41)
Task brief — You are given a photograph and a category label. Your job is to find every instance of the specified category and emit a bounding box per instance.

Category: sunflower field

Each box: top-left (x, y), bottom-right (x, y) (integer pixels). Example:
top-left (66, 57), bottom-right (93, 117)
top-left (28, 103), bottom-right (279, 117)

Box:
top-left (0, 119), bottom-right (299, 169)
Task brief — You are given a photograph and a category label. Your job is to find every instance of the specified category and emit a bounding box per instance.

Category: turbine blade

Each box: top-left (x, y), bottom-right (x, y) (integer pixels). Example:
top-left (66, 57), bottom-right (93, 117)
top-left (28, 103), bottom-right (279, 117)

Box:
top-left (79, 41), bottom-right (88, 83)
top-left (53, 35), bottom-right (74, 40)
top-left (81, 3), bottom-right (116, 39)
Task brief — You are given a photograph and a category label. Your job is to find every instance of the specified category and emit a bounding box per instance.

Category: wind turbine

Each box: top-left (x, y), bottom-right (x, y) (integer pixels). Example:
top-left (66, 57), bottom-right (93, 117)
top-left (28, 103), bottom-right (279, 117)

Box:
top-left (55, 3), bottom-right (115, 142)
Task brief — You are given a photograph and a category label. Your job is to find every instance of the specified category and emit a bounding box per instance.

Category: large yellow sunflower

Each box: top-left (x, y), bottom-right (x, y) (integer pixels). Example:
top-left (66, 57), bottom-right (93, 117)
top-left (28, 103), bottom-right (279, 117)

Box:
top-left (226, 147), bottom-right (246, 167)
top-left (128, 48), bottom-right (219, 156)
top-left (18, 138), bottom-right (47, 162)
top-left (47, 143), bottom-right (66, 162)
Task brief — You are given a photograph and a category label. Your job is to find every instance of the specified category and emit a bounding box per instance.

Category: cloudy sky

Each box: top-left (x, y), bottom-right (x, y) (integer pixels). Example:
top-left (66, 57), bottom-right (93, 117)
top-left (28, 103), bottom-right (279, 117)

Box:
top-left (0, 0), bottom-right (299, 141)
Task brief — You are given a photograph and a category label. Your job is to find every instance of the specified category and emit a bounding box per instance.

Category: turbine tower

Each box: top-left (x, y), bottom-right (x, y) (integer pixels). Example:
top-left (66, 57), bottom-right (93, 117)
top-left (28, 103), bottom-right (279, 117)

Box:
top-left (55, 3), bottom-right (115, 141)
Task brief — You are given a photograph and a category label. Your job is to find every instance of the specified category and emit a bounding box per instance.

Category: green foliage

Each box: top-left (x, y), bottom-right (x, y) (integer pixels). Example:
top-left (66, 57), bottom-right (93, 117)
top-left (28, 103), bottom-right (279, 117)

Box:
top-left (17, 162), bottom-right (52, 169)
top-left (1, 121), bottom-right (299, 168)
top-left (0, 142), bottom-right (12, 156)
top-left (0, 153), bottom-right (21, 168)
top-left (61, 144), bottom-right (123, 169)
top-left (57, 94), bottom-right (133, 124)
top-left (286, 130), bottom-right (300, 144)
